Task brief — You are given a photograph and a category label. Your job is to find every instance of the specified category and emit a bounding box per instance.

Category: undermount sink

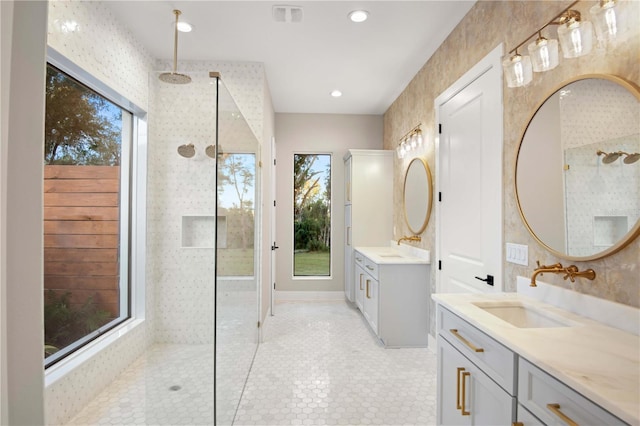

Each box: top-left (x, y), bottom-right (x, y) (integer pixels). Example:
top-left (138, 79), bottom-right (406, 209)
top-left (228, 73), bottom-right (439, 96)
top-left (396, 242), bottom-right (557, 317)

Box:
top-left (472, 301), bottom-right (575, 328)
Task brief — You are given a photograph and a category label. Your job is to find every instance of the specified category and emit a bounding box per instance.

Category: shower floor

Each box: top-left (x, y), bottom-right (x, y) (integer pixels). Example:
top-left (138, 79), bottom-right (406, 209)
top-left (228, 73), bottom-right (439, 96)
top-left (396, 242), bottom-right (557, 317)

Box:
top-left (65, 301), bottom-right (438, 425)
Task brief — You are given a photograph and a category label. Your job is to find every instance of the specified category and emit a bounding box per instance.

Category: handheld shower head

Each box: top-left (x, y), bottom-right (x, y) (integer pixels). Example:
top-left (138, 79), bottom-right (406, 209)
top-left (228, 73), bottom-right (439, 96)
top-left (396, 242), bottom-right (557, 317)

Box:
top-left (177, 143), bottom-right (195, 158)
top-left (205, 145), bottom-right (216, 158)
top-left (623, 152), bottom-right (640, 164)
top-left (597, 150), bottom-right (623, 164)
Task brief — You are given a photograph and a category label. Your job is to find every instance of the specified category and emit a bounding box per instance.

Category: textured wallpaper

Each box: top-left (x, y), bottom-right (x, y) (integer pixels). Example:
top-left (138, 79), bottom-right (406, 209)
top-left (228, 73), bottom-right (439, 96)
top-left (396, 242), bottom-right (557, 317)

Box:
top-left (383, 0), bottom-right (640, 337)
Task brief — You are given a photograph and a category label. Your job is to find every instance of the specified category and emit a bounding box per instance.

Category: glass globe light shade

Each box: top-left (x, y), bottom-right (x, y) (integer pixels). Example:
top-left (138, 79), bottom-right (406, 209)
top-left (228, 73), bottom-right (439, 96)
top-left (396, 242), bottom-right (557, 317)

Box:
top-left (502, 54), bottom-right (533, 88)
top-left (528, 37), bottom-right (559, 72)
top-left (590, 0), bottom-right (628, 45)
top-left (558, 19), bottom-right (594, 58)
top-left (416, 131), bottom-right (423, 147)
top-left (410, 133), bottom-right (417, 149)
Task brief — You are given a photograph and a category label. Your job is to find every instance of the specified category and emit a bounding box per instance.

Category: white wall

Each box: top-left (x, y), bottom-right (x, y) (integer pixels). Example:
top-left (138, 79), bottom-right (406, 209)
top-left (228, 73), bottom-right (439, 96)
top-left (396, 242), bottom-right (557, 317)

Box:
top-left (1, 1), bottom-right (48, 424)
top-left (274, 113), bottom-right (383, 292)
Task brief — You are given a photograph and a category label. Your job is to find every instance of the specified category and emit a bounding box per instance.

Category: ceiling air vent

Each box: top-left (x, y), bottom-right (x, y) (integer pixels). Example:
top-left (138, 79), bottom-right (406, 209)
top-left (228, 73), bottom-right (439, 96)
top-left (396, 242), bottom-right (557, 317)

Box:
top-left (272, 5), bottom-right (304, 23)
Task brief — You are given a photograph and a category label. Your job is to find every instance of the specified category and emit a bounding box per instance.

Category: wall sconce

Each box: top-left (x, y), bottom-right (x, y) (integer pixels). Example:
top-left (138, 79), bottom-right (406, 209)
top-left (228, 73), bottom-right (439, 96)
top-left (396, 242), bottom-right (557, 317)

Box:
top-left (396, 124), bottom-right (422, 159)
top-left (503, 0), bottom-right (628, 89)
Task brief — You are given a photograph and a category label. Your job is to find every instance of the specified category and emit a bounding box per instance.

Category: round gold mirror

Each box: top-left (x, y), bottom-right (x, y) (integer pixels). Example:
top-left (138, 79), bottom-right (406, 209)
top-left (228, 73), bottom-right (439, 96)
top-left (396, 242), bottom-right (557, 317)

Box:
top-left (515, 75), bottom-right (640, 261)
top-left (403, 157), bottom-right (433, 235)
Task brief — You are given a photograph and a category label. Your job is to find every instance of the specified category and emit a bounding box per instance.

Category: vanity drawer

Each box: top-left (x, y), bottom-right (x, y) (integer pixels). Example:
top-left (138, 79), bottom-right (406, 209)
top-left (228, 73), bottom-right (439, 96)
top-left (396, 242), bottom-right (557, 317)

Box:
top-left (439, 307), bottom-right (517, 395)
top-left (518, 358), bottom-right (626, 426)
top-left (354, 251), bottom-right (365, 267)
top-left (363, 256), bottom-right (379, 280)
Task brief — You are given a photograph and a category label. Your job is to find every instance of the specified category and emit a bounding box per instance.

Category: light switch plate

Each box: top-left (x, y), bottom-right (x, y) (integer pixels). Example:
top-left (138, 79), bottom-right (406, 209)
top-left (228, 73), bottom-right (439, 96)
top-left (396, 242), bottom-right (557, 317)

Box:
top-left (506, 243), bottom-right (528, 266)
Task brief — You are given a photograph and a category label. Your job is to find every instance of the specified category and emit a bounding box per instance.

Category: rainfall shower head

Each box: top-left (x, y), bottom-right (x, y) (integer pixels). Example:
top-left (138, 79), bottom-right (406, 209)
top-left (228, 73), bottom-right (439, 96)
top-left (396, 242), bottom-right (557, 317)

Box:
top-left (177, 143), bottom-right (195, 158)
top-left (159, 10), bottom-right (191, 84)
top-left (205, 145), bottom-right (216, 158)
top-left (623, 152), bottom-right (640, 164)
top-left (597, 150), bottom-right (623, 164)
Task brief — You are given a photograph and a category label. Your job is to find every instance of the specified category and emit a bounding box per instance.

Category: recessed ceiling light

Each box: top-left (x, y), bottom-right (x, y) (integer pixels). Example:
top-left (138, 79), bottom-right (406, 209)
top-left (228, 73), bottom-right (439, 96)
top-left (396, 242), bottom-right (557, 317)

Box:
top-left (331, 90), bottom-right (343, 98)
top-left (348, 10), bottom-right (369, 23)
top-left (177, 21), bottom-right (193, 32)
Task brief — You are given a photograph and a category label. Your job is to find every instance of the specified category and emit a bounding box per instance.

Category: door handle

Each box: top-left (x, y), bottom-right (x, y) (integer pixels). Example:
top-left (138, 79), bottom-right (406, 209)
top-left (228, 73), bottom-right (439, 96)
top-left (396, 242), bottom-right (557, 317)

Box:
top-left (456, 367), bottom-right (465, 410)
top-left (271, 242), bottom-right (279, 250)
top-left (366, 280), bottom-right (371, 299)
top-left (475, 274), bottom-right (494, 286)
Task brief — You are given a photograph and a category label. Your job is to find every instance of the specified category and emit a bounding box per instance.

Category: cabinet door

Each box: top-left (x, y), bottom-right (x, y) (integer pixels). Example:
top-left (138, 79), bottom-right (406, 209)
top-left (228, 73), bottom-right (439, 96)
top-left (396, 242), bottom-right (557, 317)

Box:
top-left (438, 337), bottom-right (513, 426)
top-left (344, 204), bottom-right (353, 302)
top-left (354, 264), bottom-right (365, 311)
top-left (363, 276), bottom-right (379, 334)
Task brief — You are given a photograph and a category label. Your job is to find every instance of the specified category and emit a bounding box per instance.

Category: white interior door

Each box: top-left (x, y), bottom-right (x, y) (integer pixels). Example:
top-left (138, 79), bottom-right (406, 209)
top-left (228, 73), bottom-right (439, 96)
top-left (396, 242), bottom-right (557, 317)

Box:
top-left (270, 136), bottom-right (277, 314)
top-left (436, 45), bottom-right (503, 294)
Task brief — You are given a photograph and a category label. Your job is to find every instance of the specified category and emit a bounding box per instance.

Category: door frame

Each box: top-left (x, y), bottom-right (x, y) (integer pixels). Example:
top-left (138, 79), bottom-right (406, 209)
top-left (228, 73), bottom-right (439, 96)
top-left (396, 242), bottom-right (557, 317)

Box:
top-left (434, 43), bottom-right (504, 293)
top-left (270, 136), bottom-right (276, 316)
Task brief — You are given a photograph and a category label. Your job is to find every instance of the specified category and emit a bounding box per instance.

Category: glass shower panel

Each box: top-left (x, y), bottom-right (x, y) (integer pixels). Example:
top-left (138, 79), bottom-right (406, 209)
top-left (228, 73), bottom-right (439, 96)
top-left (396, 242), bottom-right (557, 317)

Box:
top-left (215, 78), bottom-right (260, 425)
top-left (146, 70), bottom-right (217, 425)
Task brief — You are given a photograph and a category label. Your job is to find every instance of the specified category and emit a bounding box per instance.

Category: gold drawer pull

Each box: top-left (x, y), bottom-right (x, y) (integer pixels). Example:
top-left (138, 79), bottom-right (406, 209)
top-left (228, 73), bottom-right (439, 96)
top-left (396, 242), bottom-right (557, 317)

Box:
top-left (512, 423), bottom-right (524, 426)
top-left (450, 329), bottom-right (484, 352)
top-left (366, 265), bottom-right (374, 271)
top-left (366, 279), bottom-right (371, 299)
top-left (461, 371), bottom-right (471, 416)
top-left (547, 403), bottom-right (579, 426)
top-left (456, 367), bottom-right (465, 410)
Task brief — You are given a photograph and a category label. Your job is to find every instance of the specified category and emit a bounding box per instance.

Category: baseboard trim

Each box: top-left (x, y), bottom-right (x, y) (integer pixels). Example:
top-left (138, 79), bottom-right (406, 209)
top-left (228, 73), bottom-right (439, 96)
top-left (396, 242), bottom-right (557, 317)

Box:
top-left (275, 291), bottom-right (345, 301)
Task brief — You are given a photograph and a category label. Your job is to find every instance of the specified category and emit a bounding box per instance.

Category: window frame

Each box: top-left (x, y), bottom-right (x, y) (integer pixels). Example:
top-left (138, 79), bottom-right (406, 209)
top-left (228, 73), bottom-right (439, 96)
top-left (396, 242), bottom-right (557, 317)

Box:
top-left (43, 49), bottom-right (147, 370)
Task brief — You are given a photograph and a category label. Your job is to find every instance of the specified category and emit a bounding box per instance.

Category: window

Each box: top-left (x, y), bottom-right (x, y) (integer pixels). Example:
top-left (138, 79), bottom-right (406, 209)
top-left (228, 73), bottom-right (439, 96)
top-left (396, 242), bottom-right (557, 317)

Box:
top-left (217, 152), bottom-right (256, 276)
top-left (293, 154), bottom-right (331, 276)
top-left (44, 64), bottom-right (132, 367)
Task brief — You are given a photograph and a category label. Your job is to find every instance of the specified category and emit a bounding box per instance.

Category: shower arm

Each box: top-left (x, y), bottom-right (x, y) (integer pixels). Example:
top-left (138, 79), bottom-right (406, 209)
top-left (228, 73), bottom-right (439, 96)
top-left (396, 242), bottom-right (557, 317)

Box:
top-left (172, 10), bottom-right (180, 74)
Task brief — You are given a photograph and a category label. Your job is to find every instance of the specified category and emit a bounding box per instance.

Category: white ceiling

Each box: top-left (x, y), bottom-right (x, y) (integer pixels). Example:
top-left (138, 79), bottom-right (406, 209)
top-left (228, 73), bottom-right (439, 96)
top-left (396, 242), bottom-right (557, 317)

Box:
top-left (106, 1), bottom-right (475, 115)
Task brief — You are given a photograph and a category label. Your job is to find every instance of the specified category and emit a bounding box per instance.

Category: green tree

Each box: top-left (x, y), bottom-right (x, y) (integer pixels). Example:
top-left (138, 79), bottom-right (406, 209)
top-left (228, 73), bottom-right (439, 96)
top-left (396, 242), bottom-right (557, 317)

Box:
top-left (45, 65), bottom-right (121, 165)
top-left (217, 153), bottom-right (255, 249)
top-left (293, 154), bottom-right (331, 252)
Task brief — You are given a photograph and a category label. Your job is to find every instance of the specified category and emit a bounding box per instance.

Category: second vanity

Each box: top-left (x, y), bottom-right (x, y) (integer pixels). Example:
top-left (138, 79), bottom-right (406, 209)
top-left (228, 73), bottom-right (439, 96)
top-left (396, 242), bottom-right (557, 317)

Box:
top-left (433, 279), bottom-right (639, 426)
top-left (353, 246), bottom-right (430, 347)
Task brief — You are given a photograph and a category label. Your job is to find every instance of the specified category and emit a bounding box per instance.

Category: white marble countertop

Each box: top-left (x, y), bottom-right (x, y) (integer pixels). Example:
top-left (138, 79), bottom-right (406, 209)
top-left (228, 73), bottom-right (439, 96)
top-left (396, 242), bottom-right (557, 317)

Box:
top-left (354, 246), bottom-right (429, 265)
top-left (432, 292), bottom-right (640, 425)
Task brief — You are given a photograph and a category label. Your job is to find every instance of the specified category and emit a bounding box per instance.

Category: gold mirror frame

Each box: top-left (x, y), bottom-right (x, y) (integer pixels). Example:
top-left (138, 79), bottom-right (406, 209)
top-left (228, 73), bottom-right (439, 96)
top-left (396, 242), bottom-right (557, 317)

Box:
top-left (515, 74), bottom-right (640, 262)
top-left (403, 157), bottom-right (433, 235)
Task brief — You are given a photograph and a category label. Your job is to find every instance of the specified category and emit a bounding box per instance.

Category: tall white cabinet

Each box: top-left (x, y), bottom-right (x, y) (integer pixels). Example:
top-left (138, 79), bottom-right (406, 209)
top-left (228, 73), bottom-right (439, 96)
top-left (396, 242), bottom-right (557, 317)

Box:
top-left (343, 150), bottom-right (393, 302)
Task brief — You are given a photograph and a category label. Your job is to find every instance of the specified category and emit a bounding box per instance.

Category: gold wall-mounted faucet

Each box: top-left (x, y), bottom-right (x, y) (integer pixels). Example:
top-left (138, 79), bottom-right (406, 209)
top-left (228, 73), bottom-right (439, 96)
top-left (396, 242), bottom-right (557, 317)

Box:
top-left (530, 260), bottom-right (596, 287)
top-left (397, 235), bottom-right (421, 245)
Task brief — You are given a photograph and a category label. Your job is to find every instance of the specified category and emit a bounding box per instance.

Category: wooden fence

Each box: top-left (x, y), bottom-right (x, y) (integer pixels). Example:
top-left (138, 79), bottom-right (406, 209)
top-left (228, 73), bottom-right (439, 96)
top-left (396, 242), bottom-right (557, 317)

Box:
top-left (44, 165), bottom-right (120, 316)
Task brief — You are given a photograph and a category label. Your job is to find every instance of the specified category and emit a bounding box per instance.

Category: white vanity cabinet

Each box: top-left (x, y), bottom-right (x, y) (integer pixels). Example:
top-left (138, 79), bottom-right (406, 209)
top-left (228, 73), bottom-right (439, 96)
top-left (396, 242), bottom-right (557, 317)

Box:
top-left (343, 150), bottom-right (393, 302)
top-left (438, 338), bottom-right (514, 425)
top-left (437, 307), bottom-right (516, 425)
top-left (436, 302), bottom-right (631, 426)
top-left (354, 248), bottom-right (429, 347)
top-left (518, 359), bottom-right (626, 426)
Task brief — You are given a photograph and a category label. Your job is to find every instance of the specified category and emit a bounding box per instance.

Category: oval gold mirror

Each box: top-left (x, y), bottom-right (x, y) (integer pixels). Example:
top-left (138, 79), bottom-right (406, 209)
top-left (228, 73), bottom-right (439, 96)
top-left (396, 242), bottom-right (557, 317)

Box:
top-left (403, 157), bottom-right (433, 235)
top-left (516, 75), bottom-right (640, 261)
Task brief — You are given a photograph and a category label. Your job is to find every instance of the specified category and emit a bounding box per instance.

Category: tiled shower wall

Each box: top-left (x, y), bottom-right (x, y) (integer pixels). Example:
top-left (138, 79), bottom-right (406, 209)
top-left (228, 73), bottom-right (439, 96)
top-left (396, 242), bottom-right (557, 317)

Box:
top-left (148, 60), bottom-right (267, 344)
top-left (384, 0), bottom-right (640, 338)
top-left (46, 1), bottom-right (154, 424)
